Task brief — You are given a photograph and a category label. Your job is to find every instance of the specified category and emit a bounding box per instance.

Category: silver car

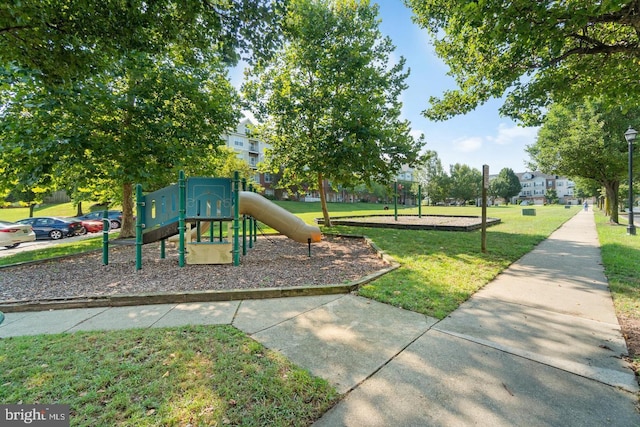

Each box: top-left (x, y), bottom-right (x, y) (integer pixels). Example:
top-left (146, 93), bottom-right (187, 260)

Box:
top-left (0, 220), bottom-right (36, 249)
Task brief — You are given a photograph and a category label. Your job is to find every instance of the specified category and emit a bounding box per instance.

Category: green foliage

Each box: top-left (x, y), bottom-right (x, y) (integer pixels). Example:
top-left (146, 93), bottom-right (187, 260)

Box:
top-left (1, 1), bottom-right (288, 236)
top-left (407, 0), bottom-right (640, 124)
top-left (243, 0), bottom-right (425, 224)
top-left (0, 0), bottom-right (286, 82)
top-left (545, 188), bottom-right (559, 204)
top-left (449, 163), bottom-right (481, 204)
top-left (489, 168), bottom-right (521, 204)
top-left (414, 150), bottom-right (450, 205)
top-left (526, 99), bottom-right (637, 222)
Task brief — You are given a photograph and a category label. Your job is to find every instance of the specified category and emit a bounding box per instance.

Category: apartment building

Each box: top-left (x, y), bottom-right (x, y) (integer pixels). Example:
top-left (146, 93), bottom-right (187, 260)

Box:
top-left (220, 115), bottom-right (277, 197)
top-left (515, 172), bottom-right (576, 205)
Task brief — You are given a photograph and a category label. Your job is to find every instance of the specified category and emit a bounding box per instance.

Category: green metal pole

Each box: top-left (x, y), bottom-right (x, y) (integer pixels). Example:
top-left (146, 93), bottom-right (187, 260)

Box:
top-left (160, 239), bottom-right (165, 259)
top-left (102, 209), bottom-right (109, 265)
top-left (248, 184), bottom-right (254, 249)
top-left (233, 171), bottom-right (240, 266)
top-left (242, 178), bottom-right (247, 255)
top-left (135, 184), bottom-right (144, 270)
top-left (394, 181), bottom-right (398, 221)
top-left (178, 170), bottom-right (186, 267)
top-left (252, 186), bottom-right (257, 244)
top-left (418, 184), bottom-right (422, 218)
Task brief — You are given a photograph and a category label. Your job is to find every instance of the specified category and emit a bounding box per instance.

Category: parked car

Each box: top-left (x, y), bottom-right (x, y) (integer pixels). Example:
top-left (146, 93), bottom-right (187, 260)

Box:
top-left (75, 219), bottom-right (104, 234)
top-left (75, 210), bottom-right (123, 229)
top-left (0, 220), bottom-right (36, 249)
top-left (15, 217), bottom-right (84, 240)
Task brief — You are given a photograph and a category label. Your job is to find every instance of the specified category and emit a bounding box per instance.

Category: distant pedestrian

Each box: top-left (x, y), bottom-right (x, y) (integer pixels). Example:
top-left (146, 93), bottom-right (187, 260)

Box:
top-left (583, 201), bottom-right (588, 211)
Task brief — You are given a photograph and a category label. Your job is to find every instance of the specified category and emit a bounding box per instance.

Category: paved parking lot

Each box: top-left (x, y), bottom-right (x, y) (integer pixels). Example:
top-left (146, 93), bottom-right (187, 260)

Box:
top-left (0, 230), bottom-right (117, 259)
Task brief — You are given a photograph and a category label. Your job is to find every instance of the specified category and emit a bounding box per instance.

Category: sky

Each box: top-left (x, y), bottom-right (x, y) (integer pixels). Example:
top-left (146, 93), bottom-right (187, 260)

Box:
top-left (374, 0), bottom-right (539, 175)
top-left (232, 1), bottom-right (540, 175)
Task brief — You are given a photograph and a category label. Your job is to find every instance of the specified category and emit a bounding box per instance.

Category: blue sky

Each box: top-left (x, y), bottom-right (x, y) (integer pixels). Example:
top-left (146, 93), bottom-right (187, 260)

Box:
top-left (375, 0), bottom-right (539, 174)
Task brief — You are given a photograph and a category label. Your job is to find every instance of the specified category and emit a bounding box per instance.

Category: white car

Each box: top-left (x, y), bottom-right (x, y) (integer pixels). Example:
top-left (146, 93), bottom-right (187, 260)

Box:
top-left (0, 220), bottom-right (37, 249)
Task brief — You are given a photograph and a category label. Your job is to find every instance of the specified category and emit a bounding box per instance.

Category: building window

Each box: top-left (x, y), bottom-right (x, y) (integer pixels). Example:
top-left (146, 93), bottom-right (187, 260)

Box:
top-left (557, 182), bottom-right (563, 187)
top-left (234, 140), bottom-right (243, 147)
top-left (264, 173), bottom-right (272, 183)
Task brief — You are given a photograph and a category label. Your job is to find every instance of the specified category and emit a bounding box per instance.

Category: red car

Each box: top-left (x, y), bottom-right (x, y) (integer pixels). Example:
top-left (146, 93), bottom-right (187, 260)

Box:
top-left (76, 219), bottom-right (104, 234)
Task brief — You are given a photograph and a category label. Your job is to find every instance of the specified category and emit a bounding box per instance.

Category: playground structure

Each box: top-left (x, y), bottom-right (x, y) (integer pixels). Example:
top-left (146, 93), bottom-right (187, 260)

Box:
top-left (103, 171), bottom-right (321, 270)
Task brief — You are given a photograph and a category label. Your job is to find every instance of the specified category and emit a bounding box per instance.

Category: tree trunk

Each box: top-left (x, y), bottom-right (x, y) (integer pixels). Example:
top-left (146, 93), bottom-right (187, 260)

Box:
top-left (603, 180), bottom-right (620, 224)
top-left (76, 202), bottom-right (83, 217)
top-left (318, 172), bottom-right (332, 227)
top-left (29, 204), bottom-right (35, 218)
top-left (119, 182), bottom-right (136, 238)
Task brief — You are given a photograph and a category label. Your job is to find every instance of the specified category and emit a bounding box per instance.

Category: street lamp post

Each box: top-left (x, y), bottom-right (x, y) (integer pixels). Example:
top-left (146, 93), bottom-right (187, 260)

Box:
top-left (624, 127), bottom-right (637, 235)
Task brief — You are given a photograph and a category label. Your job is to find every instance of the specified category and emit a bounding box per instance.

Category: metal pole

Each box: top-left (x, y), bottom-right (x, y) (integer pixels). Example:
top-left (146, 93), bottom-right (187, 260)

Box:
top-left (233, 171), bottom-right (240, 266)
top-left (135, 184), bottom-right (144, 270)
top-left (418, 184), bottom-right (422, 218)
top-left (178, 170), bottom-right (186, 267)
top-left (102, 209), bottom-right (109, 265)
top-left (482, 165), bottom-right (489, 252)
top-left (394, 181), bottom-right (398, 221)
top-left (629, 138), bottom-right (636, 235)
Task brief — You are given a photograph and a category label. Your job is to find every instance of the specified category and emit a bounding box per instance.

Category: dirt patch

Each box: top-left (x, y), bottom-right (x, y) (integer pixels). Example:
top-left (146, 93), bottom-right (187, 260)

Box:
top-left (0, 235), bottom-right (389, 303)
top-left (329, 214), bottom-right (500, 231)
top-left (618, 314), bottom-right (640, 380)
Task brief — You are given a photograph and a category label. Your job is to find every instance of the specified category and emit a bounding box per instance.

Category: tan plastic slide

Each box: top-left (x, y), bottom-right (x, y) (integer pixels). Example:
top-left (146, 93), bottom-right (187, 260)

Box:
top-left (239, 191), bottom-right (322, 243)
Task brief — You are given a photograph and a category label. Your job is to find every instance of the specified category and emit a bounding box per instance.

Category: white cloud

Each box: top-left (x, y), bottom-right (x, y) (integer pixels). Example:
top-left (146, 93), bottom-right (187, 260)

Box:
top-left (454, 136), bottom-right (483, 153)
top-left (488, 123), bottom-right (539, 146)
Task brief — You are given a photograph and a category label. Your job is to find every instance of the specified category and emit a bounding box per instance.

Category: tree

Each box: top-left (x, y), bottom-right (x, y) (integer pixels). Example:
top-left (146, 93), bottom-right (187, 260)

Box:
top-left (0, 0), bottom-right (285, 83)
top-left (489, 168), bottom-right (521, 205)
top-left (526, 99), bottom-right (636, 223)
top-left (0, 51), bottom-right (240, 237)
top-left (1, 1), bottom-right (287, 237)
top-left (449, 163), bottom-right (481, 205)
top-left (414, 150), bottom-right (449, 205)
top-left (545, 188), bottom-right (559, 205)
top-left (407, 0), bottom-right (640, 124)
top-left (243, 0), bottom-right (425, 226)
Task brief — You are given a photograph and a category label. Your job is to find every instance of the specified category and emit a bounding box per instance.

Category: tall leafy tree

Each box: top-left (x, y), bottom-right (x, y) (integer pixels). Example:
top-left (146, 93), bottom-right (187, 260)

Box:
top-left (449, 163), bottom-right (481, 205)
top-left (1, 51), bottom-right (240, 237)
top-left (243, 0), bottom-right (425, 226)
top-left (407, 0), bottom-right (640, 124)
top-left (489, 168), bottom-right (521, 205)
top-left (414, 150), bottom-right (449, 205)
top-left (1, 1), bottom-right (287, 237)
top-left (526, 100), bottom-right (636, 223)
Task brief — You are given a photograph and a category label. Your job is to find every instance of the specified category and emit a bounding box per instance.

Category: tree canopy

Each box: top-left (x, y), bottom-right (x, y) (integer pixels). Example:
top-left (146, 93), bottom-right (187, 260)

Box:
top-left (526, 99), bottom-right (637, 222)
top-left (489, 168), bottom-right (521, 204)
top-left (1, 1), bottom-right (287, 236)
top-left (244, 0), bottom-right (425, 225)
top-left (0, 0), bottom-right (285, 83)
top-left (449, 163), bottom-right (481, 204)
top-left (407, 0), bottom-right (640, 125)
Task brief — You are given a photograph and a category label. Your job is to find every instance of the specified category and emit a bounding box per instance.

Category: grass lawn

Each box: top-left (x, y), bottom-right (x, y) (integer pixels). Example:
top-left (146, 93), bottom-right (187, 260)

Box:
top-left (0, 326), bottom-right (339, 426)
top-left (4, 201), bottom-right (636, 426)
top-left (594, 209), bottom-right (640, 367)
top-left (323, 204), bottom-right (578, 319)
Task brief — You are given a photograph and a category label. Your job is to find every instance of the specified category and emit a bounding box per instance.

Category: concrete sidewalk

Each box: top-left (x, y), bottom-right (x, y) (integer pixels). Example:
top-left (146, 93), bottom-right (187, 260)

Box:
top-left (1, 209), bottom-right (639, 426)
